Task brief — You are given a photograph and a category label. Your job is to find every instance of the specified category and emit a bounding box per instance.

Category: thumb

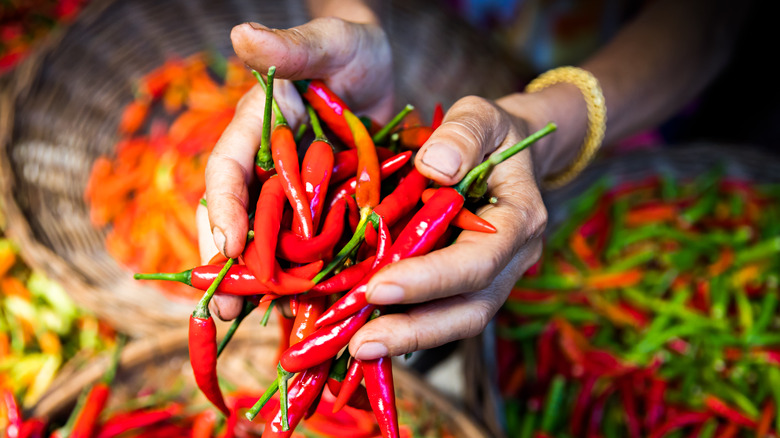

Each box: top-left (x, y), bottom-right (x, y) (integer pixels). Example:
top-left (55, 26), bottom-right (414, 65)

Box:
top-left (415, 96), bottom-right (512, 186)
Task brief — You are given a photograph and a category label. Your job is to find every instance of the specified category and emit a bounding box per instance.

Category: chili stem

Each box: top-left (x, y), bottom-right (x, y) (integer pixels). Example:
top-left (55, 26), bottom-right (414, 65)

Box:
top-left (306, 104), bottom-right (328, 142)
top-left (278, 363), bottom-right (292, 431)
top-left (261, 300), bottom-right (276, 327)
top-left (295, 123), bottom-right (308, 143)
top-left (253, 68), bottom-right (287, 126)
top-left (192, 258), bottom-right (235, 319)
top-left (310, 211), bottom-right (373, 285)
top-left (255, 67), bottom-right (276, 170)
top-left (455, 122), bottom-right (556, 195)
top-left (372, 104), bottom-right (414, 144)
top-left (245, 376), bottom-right (280, 421)
top-left (102, 333), bottom-right (127, 384)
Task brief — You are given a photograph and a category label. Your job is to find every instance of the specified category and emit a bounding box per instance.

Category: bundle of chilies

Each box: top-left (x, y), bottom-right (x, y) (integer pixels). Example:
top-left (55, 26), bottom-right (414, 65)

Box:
top-left (135, 66), bottom-right (556, 437)
top-left (1, 335), bottom-right (406, 437)
top-left (496, 170), bottom-right (780, 437)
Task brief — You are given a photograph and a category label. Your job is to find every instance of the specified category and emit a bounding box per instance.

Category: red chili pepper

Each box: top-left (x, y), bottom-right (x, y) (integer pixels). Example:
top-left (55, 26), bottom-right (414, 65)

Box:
top-left (363, 356), bottom-right (400, 438)
top-left (345, 195), bottom-right (360, 233)
top-left (190, 410), bottom-right (217, 438)
top-left (94, 405), bottom-right (182, 438)
top-left (756, 400), bottom-right (774, 438)
top-left (331, 148), bottom-right (396, 184)
top-left (276, 308), bottom-right (295, 366)
top-left (704, 394), bottom-right (758, 428)
top-left (316, 187), bottom-right (464, 327)
top-left (71, 336), bottom-right (126, 437)
top-left (645, 377), bottom-right (667, 431)
top-left (272, 124), bottom-right (314, 239)
top-left (648, 412), bottom-right (711, 438)
top-left (421, 188), bottom-right (496, 233)
top-left (373, 215), bottom-right (392, 266)
top-left (619, 378), bottom-right (642, 438)
top-left (263, 362), bottom-right (331, 436)
top-left (431, 102), bottom-right (444, 129)
top-left (280, 305), bottom-right (374, 373)
top-left (18, 419), bottom-right (46, 438)
top-left (244, 241), bottom-right (316, 295)
top-left (328, 151), bottom-right (413, 209)
top-left (570, 374), bottom-right (597, 437)
top-left (276, 199), bottom-right (347, 263)
top-left (333, 358), bottom-right (364, 413)
top-left (295, 79), bottom-right (355, 149)
top-left (344, 110), bottom-right (380, 211)
top-left (189, 262), bottom-right (233, 417)
top-left (373, 168), bottom-right (428, 227)
top-left (308, 256), bottom-right (376, 297)
top-left (294, 106), bottom-right (333, 234)
top-left (251, 176), bottom-right (285, 282)
top-left (290, 296), bottom-right (327, 347)
top-left (2, 388), bottom-right (22, 438)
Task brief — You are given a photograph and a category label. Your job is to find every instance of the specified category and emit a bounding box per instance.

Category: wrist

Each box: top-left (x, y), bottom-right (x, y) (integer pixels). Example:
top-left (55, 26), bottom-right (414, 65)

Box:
top-left (496, 83), bottom-right (588, 180)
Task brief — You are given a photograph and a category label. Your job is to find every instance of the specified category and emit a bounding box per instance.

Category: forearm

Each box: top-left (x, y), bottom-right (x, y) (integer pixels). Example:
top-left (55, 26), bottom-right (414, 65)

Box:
top-left (503, 0), bottom-right (751, 179)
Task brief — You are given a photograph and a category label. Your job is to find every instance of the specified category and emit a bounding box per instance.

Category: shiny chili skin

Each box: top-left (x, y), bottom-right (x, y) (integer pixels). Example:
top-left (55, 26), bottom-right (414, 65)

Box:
top-left (363, 357), bottom-right (399, 438)
top-left (277, 199), bottom-right (346, 264)
top-left (373, 215), bottom-right (392, 266)
top-left (344, 110), bottom-right (381, 210)
top-left (295, 79), bottom-right (355, 149)
top-left (18, 419), bottom-right (46, 438)
top-left (421, 188), bottom-right (497, 233)
top-left (272, 124), bottom-right (314, 239)
top-left (244, 240), bottom-right (316, 295)
top-left (290, 296), bottom-right (327, 347)
top-left (333, 358), bottom-right (363, 413)
top-left (95, 405), bottom-right (181, 438)
top-left (280, 305), bottom-right (374, 373)
top-left (328, 151), bottom-right (412, 209)
top-left (2, 388), bottom-right (22, 438)
top-left (189, 315), bottom-right (231, 416)
top-left (316, 187), bottom-right (464, 327)
top-left (331, 148), bottom-right (395, 184)
top-left (431, 102), bottom-right (444, 129)
top-left (71, 387), bottom-right (111, 438)
top-left (373, 168), bottom-right (428, 228)
top-left (262, 361), bottom-right (331, 437)
top-left (276, 308), bottom-right (295, 366)
top-left (308, 256), bottom-right (376, 297)
top-left (252, 176), bottom-right (285, 282)
top-left (294, 139), bottom-right (333, 235)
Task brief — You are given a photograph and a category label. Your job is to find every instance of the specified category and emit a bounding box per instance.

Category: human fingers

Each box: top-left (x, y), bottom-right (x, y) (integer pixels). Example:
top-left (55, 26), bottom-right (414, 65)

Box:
top-left (231, 18), bottom-right (393, 121)
top-left (196, 202), bottom-right (244, 321)
top-left (414, 96), bottom-right (516, 186)
top-left (367, 142), bottom-right (547, 306)
top-left (350, 238), bottom-right (543, 360)
top-left (203, 80), bottom-right (303, 258)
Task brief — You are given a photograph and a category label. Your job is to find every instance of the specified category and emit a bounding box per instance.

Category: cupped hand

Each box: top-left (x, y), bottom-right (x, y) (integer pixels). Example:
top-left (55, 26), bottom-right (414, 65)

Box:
top-left (199, 17), bottom-right (394, 320)
top-left (348, 95), bottom-right (551, 360)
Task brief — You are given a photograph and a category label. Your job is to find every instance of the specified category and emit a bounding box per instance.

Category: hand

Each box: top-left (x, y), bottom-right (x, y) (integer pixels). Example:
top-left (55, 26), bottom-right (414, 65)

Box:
top-left (198, 17), bottom-right (394, 320)
top-left (348, 94), bottom-right (551, 360)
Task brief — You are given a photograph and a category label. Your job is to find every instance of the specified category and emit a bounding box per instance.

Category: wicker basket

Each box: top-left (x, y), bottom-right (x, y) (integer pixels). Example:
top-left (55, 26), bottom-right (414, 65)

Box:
top-left (0, 0), bottom-right (520, 336)
top-left (31, 320), bottom-right (491, 438)
top-left (464, 143), bottom-right (780, 438)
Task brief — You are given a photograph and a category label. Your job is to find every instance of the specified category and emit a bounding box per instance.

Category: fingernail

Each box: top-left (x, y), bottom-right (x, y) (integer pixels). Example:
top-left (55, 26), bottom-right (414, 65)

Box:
top-left (247, 22), bottom-right (269, 30)
top-left (212, 227), bottom-right (227, 256)
top-left (368, 283), bottom-right (405, 305)
top-left (421, 143), bottom-right (461, 178)
top-left (355, 342), bottom-right (389, 360)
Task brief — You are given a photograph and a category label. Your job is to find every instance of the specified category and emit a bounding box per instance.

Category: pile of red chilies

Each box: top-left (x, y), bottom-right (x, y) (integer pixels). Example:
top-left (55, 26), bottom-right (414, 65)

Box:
top-left (135, 66), bottom-right (555, 437)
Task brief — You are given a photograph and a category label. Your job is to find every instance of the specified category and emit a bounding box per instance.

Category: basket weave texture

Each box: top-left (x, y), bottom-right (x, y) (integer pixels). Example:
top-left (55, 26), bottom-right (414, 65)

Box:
top-left (0, 0), bottom-right (519, 336)
top-left (31, 325), bottom-right (491, 437)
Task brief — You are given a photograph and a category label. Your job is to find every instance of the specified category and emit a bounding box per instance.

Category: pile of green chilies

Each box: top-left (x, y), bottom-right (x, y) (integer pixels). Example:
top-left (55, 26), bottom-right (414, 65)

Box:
top-left (135, 66), bottom-right (556, 438)
top-left (497, 168), bottom-right (780, 437)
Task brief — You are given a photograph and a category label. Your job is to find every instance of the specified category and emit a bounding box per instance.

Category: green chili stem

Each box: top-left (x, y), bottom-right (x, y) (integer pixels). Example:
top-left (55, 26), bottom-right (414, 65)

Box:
top-left (253, 68), bottom-right (287, 126)
top-left (133, 270), bottom-right (192, 286)
top-left (294, 123), bottom-right (308, 143)
top-left (278, 363), bottom-right (292, 431)
top-left (455, 122), bottom-right (556, 195)
top-left (306, 104), bottom-right (328, 142)
top-left (539, 375), bottom-right (566, 433)
top-left (329, 351), bottom-right (351, 382)
top-left (261, 300), bottom-right (276, 327)
top-left (217, 300), bottom-right (258, 357)
top-left (310, 211), bottom-right (372, 285)
top-left (102, 333), bottom-right (126, 385)
top-left (372, 104), bottom-right (414, 144)
top-left (245, 376), bottom-right (280, 421)
top-left (192, 258), bottom-right (235, 319)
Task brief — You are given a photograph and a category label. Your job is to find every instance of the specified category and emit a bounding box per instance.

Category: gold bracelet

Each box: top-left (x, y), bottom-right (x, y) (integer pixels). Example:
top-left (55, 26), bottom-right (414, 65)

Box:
top-left (525, 66), bottom-right (606, 189)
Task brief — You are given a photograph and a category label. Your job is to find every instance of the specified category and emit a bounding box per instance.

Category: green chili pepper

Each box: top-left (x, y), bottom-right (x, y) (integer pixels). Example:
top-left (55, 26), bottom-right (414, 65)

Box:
top-left (539, 375), bottom-right (566, 433)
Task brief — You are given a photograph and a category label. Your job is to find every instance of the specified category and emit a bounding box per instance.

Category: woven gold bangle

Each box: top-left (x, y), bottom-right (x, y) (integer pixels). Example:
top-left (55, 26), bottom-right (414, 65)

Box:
top-left (525, 66), bottom-right (606, 189)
